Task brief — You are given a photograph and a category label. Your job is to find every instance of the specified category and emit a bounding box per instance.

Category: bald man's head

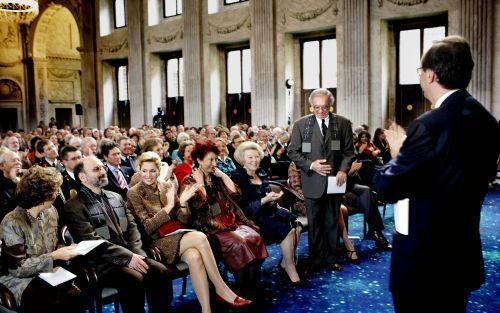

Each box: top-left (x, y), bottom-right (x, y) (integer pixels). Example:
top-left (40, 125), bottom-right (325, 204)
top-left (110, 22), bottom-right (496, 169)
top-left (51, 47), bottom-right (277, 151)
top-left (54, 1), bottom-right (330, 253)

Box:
top-left (74, 156), bottom-right (108, 189)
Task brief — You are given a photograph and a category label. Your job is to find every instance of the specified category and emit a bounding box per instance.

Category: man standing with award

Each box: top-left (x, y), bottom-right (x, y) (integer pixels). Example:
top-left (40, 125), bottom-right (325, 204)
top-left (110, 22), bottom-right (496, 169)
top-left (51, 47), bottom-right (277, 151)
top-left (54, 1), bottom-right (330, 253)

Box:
top-left (288, 88), bottom-right (355, 273)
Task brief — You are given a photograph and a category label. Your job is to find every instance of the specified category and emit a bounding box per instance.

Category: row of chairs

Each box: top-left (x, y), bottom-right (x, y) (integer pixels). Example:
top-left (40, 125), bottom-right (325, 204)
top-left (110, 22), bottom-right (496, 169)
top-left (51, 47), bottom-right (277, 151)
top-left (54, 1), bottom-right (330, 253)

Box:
top-left (0, 226), bottom-right (190, 313)
top-left (0, 181), bottom-right (387, 312)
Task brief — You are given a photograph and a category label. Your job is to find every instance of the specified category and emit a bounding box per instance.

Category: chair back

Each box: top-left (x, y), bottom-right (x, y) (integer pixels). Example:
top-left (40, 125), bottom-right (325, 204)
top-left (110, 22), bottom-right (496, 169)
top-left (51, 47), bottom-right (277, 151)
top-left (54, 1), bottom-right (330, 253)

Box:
top-left (60, 225), bottom-right (75, 246)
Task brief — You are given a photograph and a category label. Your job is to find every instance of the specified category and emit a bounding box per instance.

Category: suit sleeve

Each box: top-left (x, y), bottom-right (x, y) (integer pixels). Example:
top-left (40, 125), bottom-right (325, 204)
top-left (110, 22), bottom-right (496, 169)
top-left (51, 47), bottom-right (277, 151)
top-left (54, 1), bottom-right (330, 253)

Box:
top-left (62, 199), bottom-right (135, 267)
top-left (373, 120), bottom-right (435, 202)
top-left (339, 119), bottom-right (355, 174)
top-left (288, 120), bottom-right (313, 173)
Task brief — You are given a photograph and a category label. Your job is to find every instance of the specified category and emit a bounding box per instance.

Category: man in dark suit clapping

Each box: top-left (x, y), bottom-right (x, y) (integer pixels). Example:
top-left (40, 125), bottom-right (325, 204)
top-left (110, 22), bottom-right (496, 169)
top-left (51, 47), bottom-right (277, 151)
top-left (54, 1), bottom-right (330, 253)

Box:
top-left (288, 88), bottom-right (355, 272)
top-left (374, 36), bottom-right (500, 312)
top-left (99, 140), bottom-right (134, 200)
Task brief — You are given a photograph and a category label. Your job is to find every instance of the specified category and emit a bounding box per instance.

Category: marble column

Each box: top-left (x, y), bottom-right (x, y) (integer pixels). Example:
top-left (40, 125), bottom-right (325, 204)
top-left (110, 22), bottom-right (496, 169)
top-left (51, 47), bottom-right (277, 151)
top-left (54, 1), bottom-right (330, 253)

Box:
top-left (80, 0), bottom-right (98, 128)
top-left (340, 0), bottom-right (369, 127)
top-left (127, 0), bottom-right (146, 127)
top-left (33, 60), bottom-right (48, 125)
top-left (460, 0), bottom-right (493, 108)
top-left (183, 0), bottom-right (204, 127)
top-left (251, 0), bottom-right (276, 126)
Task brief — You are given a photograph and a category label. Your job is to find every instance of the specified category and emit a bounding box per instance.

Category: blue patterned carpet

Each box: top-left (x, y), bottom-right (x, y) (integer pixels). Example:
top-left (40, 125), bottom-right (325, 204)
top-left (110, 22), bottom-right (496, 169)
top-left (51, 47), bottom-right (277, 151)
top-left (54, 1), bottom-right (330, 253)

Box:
top-left (102, 189), bottom-right (500, 313)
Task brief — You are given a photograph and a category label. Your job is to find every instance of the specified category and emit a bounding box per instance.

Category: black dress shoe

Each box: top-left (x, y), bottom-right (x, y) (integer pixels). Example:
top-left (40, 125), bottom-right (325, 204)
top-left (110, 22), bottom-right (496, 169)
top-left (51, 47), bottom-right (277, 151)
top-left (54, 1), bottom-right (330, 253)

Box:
top-left (345, 250), bottom-right (361, 264)
top-left (370, 231), bottom-right (392, 250)
top-left (277, 265), bottom-right (308, 288)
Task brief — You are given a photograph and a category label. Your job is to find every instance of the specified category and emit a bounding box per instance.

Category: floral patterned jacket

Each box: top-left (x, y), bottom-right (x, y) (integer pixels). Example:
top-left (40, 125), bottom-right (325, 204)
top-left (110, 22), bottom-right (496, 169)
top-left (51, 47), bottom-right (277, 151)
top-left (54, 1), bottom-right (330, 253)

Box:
top-left (0, 206), bottom-right (59, 305)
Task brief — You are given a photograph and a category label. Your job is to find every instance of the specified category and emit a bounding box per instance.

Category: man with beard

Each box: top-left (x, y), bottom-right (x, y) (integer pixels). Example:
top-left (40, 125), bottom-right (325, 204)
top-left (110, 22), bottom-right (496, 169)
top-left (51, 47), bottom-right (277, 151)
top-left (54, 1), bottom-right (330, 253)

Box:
top-left (62, 156), bottom-right (172, 313)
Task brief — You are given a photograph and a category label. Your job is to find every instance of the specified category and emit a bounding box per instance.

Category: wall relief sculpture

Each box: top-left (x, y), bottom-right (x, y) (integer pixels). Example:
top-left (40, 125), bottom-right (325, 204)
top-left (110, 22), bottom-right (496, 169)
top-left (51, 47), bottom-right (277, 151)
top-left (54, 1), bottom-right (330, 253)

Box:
top-left (207, 14), bottom-right (250, 35)
top-left (48, 68), bottom-right (77, 79)
top-left (0, 79), bottom-right (22, 101)
top-left (281, 0), bottom-right (337, 25)
top-left (48, 81), bottom-right (74, 101)
top-left (378, 0), bottom-right (428, 7)
top-left (0, 25), bottom-right (18, 49)
top-left (97, 38), bottom-right (128, 53)
top-left (0, 59), bottom-right (21, 68)
top-left (149, 28), bottom-right (183, 44)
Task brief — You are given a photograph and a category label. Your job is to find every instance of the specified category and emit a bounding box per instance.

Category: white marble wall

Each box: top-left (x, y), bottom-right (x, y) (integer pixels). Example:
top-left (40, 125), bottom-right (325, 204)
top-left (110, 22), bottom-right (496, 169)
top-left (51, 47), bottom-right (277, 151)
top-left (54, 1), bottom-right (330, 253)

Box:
top-left (2, 0), bottom-right (500, 131)
top-left (76, 0), bottom-right (500, 128)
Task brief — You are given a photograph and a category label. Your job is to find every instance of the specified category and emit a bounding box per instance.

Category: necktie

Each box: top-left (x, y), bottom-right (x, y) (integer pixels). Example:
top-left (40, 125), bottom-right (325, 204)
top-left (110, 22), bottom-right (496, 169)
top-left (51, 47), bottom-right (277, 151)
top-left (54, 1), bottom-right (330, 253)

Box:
top-left (321, 119), bottom-right (328, 140)
top-left (115, 168), bottom-right (128, 189)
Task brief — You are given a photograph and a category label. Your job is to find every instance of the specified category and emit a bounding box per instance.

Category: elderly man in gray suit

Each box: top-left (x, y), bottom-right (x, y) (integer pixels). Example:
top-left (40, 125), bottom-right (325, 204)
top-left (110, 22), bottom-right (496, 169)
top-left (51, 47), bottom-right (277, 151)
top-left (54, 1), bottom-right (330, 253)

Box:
top-left (288, 88), bottom-right (355, 273)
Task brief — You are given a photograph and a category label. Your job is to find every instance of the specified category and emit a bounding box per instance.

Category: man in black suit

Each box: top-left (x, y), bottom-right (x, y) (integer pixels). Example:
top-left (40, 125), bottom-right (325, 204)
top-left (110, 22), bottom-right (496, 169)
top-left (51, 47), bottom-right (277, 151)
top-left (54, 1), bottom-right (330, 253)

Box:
top-left (60, 145), bottom-right (82, 200)
top-left (99, 140), bottom-right (134, 200)
top-left (63, 156), bottom-right (172, 313)
top-left (118, 136), bottom-right (136, 170)
top-left (374, 36), bottom-right (500, 312)
top-left (288, 88), bottom-right (355, 272)
top-left (36, 139), bottom-right (64, 171)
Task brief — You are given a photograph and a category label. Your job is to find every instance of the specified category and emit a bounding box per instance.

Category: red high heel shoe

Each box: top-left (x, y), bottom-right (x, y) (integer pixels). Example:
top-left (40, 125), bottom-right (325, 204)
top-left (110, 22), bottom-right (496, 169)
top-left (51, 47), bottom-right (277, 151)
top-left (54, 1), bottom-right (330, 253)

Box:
top-left (216, 294), bottom-right (252, 308)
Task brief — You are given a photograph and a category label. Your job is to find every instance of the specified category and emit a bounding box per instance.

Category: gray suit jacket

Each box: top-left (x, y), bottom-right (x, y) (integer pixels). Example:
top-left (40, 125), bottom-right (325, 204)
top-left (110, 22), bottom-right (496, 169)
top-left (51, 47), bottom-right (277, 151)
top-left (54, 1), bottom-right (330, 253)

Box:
top-left (288, 113), bottom-right (355, 199)
top-left (62, 188), bottom-right (145, 275)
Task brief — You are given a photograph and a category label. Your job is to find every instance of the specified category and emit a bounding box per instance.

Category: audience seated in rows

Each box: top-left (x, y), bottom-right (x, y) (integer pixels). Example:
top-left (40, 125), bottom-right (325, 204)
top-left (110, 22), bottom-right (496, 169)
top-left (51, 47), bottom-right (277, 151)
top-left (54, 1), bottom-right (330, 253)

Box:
top-left (126, 152), bottom-right (251, 312)
top-left (181, 141), bottom-right (268, 299)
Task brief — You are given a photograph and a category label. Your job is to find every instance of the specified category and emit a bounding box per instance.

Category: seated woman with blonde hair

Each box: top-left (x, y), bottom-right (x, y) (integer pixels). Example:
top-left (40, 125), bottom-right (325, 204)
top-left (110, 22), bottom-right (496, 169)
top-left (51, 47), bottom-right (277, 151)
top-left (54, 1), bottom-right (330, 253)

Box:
top-left (126, 152), bottom-right (251, 312)
top-left (129, 138), bottom-right (177, 188)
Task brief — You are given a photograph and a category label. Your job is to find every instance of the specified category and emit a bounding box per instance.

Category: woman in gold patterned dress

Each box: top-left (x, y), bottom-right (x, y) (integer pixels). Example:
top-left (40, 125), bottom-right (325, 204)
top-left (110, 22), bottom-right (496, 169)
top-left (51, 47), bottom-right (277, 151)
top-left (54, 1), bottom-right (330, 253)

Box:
top-left (0, 167), bottom-right (85, 312)
top-left (126, 152), bottom-right (250, 313)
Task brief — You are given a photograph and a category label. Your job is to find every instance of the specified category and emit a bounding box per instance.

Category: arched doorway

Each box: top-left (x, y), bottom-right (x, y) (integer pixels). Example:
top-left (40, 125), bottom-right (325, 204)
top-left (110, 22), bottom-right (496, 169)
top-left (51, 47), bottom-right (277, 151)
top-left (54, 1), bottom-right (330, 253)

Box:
top-left (32, 4), bottom-right (82, 128)
top-left (0, 78), bottom-right (23, 132)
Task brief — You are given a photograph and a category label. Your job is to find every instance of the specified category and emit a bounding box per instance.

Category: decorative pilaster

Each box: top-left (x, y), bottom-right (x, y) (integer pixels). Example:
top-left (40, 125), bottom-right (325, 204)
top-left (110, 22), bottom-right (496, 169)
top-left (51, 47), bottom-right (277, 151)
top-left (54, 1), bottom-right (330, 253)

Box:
top-left (32, 61), bottom-right (49, 124)
top-left (460, 0), bottom-right (493, 108)
top-left (127, 0), bottom-right (146, 127)
top-left (80, 0), bottom-right (98, 128)
top-left (251, 0), bottom-right (276, 126)
top-left (183, 0), bottom-right (204, 127)
top-left (340, 0), bottom-right (369, 127)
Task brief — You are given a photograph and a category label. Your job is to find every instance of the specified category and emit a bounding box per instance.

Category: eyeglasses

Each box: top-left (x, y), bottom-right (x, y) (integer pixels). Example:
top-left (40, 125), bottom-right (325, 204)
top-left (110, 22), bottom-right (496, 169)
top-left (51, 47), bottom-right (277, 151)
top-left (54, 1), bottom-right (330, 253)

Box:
top-left (313, 105), bottom-right (329, 112)
top-left (416, 67), bottom-right (423, 75)
top-left (90, 165), bottom-right (107, 173)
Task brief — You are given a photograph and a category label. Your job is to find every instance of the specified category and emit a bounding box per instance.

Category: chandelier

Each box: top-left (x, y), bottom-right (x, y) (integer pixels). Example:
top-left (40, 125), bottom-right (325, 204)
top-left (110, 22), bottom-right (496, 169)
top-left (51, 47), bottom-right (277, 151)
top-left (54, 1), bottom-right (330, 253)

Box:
top-left (0, 0), bottom-right (39, 24)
